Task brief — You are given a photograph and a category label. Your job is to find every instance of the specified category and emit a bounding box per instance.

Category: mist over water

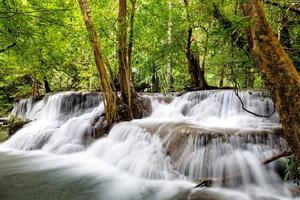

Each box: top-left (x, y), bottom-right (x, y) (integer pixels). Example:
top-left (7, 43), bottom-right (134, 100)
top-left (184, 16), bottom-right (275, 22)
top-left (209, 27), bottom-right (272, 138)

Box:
top-left (0, 90), bottom-right (297, 200)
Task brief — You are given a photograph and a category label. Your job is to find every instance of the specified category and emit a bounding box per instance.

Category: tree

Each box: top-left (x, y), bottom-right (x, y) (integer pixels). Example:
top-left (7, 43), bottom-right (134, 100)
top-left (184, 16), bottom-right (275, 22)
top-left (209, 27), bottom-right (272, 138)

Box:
top-left (78, 0), bottom-right (118, 125)
top-left (118, 0), bottom-right (144, 119)
top-left (167, 0), bottom-right (174, 92)
top-left (128, 0), bottom-right (136, 72)
top-left (184, 0), bottom-right (207, 89)
top-left (240, 0), bottom-right (300, 164)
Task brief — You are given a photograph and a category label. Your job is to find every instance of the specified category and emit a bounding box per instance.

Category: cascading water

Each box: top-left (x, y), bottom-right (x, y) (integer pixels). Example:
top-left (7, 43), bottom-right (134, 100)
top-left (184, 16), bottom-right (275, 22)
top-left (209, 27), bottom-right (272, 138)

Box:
top-left (0, 90), bottom-right (298, 200)
top-left (5, 92), bottom-right (102, 153)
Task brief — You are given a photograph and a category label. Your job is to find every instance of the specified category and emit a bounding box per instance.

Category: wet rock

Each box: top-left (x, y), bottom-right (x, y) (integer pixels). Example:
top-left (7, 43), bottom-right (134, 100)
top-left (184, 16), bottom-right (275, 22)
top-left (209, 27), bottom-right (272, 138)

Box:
top-left (163, 124), bottom-right (226, 162)
top-left (139, 96), bottom-right (152, 117)
top-left (92, 115), bottom-right (109, 139)
top-left (7, 116), bottom-right (30, 137)
top-left (189, 189), bottom-right (223, 200)
top-left (137, 122), bottom-right (285, 164)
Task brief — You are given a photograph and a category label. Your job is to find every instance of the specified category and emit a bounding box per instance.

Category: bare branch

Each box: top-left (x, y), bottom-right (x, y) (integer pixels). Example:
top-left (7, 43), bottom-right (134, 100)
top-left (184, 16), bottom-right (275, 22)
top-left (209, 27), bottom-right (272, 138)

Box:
top-left (261, 148), bottom-right (293, 165)
top-left (0, 41), bottom-right (16, 53)
top-left (264, 0), bottom-right (300, 16)
top-left (233, 87), bottom-right (276, 118)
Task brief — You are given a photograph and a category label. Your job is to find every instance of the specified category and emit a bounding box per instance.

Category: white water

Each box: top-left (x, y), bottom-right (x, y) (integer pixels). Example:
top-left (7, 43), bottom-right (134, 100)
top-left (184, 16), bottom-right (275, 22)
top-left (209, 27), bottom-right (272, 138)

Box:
top-left (0, 90), bottom-right (298, 200)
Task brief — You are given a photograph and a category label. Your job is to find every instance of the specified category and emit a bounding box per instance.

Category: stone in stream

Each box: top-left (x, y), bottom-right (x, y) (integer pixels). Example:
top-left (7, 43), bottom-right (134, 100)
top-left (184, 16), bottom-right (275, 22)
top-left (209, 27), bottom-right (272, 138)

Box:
top-left (138, 121), bottom-right (284, 164)
top-left (189, 188), bottom-right (254, 200)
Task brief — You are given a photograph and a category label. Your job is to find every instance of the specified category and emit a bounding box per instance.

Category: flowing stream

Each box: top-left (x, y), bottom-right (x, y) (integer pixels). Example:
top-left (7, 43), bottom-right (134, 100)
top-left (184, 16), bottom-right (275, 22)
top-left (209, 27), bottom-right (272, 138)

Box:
top-left (0, 90), bottom-right (298, 200)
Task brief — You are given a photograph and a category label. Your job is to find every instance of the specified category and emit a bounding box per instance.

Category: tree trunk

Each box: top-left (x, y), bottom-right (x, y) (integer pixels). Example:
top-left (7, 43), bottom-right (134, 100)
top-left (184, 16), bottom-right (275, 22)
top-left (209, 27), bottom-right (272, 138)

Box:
top-left (167, 0), bottom-right (174, 92)
top-left (43, 77), bottom-right (51, 93)
top-left (128, 0), bottom-right (136, 72)
top-left (118, 0), bottom-right (132, 119)
top-left (240, 0), bottom-right (300, 165)
top-left (118, 0), bottom-right (144, 120)
top-left (151, 62), bottom-right (160, 92)
top-left (186, 27), bottom-right (206, 89)
top-left (78, 0), bottom-right (118, 125)
top-left (201, 28), bottom-right (209, 75)
top-left (184, 0), bottom-right (206, 90)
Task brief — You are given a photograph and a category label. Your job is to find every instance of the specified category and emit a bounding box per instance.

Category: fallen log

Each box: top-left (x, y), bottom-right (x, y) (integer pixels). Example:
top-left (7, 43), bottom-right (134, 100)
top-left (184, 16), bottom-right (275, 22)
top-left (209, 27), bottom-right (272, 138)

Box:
top-left (261, 148), bottom-right (293, 165)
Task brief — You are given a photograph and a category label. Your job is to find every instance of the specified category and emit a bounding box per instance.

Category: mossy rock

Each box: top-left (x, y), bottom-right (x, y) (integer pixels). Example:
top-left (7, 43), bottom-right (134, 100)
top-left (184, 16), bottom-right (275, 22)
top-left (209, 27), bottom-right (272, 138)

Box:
top-left (5, 115), bottom-right (30, 137)
top-left (0, 126), bottom-right (8, 142)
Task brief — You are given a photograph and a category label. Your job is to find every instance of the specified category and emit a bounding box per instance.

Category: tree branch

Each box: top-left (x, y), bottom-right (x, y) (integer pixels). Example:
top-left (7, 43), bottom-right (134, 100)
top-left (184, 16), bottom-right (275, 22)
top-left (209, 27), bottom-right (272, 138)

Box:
top-left (0, 41), bottom-right (16, 53)
top-left (233, 87), bottom-right (276, 118)
top-left (261, 148), bottom-right (293, 165)
top-left (264, 0), bottom-right (300, 16)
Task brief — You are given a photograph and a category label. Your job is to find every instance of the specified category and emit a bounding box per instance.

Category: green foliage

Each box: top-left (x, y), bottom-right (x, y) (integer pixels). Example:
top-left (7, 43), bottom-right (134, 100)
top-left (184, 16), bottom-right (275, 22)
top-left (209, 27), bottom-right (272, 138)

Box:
top-left (0, 0), bottom-right (299, 111)
top-left (0, 126), bottom-right (8, 142)
top-left (284, 156), bottom-right (300, 185)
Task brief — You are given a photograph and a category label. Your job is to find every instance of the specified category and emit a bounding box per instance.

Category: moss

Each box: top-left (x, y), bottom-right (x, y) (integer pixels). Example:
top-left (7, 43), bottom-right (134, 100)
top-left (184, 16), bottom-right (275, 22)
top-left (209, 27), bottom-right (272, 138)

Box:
top-left (0, 115), bottom-right (30, 141)
top-left (0, 126), bottom-right (8, 142)
top-left (6, 115), bottom-right (30, 137)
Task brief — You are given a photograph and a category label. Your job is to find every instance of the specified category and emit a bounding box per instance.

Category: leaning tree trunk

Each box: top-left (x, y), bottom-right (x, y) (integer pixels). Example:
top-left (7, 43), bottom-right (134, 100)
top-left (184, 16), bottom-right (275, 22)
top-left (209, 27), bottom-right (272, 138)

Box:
top-left (240, 0), bottom-right (300, 164)
top-left (78, 0), bottom-right (118, 125)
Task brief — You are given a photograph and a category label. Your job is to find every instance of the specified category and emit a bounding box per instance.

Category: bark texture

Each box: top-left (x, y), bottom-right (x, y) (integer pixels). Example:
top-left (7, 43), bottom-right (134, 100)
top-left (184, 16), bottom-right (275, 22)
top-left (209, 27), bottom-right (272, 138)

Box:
top-left (240, 0), bottom-right (300, 164)
top-left (78, 0), bottom-right (118, 125)
top-left (186, 27), bottom-right (206, 89)
top-left (128, 0), bottom-right (136, 71)
top-left (184, 0), bottom-right (207, 89)
top-left (167, 0), bottom-right (174, 92)
top-left (118, 0), bottom-right (146, 120)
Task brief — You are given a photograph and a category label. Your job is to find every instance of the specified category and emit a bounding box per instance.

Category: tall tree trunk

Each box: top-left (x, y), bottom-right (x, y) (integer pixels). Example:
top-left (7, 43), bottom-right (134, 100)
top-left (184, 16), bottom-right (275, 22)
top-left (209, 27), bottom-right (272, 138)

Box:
top-left (78, 0), bottom-right (118, 125)
top-left (184, 0), bottom-right (206, 90)
top-left (240, 0), bottom-right (300, 165)
top-left (118, 0), bottom-right (144, 119)
top-left (167, 0), bottom-right (174, 92)
top-left (186, 27), bottom-right (200, 88)
top-left (201, 27), bottom-right (209, 75)
top-left (118, 0), bottom-right (132, 118)
top-left (186, 27), bottom-right (207, 89)
top-left (151, 62), bottom-right (160, 92)
top-left (128, 0), bottom-right (136, 72)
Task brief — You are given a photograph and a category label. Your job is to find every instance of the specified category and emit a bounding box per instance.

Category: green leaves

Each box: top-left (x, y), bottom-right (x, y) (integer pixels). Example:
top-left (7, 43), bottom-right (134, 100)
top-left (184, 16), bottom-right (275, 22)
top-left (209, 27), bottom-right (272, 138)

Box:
top-left (0, 0), bottom-right (299, 111)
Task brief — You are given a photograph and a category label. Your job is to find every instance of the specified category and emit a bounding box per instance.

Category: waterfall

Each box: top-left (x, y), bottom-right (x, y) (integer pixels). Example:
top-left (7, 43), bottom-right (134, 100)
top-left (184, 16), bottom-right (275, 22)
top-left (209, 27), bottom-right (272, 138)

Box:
top-left (148, 90), bottom-right (279, 129)
top-left (4, 92), bottom-right (102, 153)
top-left (0, 90), bottom-right (297, 200)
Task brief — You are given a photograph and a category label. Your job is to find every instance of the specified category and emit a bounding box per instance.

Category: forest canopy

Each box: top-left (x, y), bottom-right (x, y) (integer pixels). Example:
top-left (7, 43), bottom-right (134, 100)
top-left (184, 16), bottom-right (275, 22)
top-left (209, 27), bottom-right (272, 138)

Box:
top-left (0, 0), bottom-right (300, 113)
